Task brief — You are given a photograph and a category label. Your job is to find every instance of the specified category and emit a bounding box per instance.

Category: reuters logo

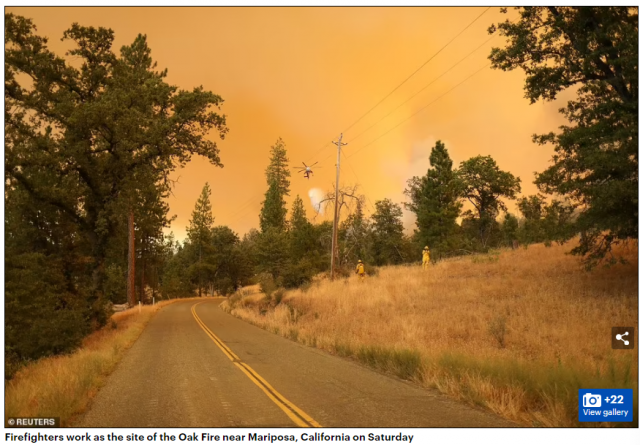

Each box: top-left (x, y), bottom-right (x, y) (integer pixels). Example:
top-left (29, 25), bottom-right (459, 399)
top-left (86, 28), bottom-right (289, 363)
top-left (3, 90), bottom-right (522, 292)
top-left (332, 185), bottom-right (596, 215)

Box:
top-left (6, 417), bottom-right (60, 427)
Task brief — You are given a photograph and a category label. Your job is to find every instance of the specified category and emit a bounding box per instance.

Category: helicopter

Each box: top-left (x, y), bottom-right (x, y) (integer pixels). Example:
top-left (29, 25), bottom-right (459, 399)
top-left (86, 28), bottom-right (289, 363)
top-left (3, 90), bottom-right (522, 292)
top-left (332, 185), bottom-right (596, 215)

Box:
top-left (295, 161), bottom-right (320, 179)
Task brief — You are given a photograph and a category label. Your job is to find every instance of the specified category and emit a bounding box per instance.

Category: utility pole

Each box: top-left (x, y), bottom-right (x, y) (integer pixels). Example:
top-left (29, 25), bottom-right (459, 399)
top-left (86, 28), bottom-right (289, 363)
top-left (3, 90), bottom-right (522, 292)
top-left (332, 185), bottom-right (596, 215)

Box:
top-left (330, 133), bottom-right (347, 280)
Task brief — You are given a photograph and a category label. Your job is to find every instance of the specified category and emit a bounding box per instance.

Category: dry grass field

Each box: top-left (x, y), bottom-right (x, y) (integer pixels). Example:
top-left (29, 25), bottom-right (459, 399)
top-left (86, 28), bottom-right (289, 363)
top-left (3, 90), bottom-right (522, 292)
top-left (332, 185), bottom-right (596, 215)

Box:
top-left (4, 297), bottom-right (202, 426)
top-left (223, 241), bottom-right (638, 427)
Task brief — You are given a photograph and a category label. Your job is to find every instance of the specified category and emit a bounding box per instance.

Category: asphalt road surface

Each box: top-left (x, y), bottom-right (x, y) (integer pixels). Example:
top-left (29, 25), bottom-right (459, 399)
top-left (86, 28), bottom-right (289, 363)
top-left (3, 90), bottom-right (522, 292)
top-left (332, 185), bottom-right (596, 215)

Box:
top-left (76, 299), bottom-right (514, 428)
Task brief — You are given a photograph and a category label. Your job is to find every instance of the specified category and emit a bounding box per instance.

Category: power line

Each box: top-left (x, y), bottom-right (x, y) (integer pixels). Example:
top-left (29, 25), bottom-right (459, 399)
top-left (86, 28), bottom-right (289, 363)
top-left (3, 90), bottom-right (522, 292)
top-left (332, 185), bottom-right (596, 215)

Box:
top-left (347, 63), bottom-right (490, 160)
top-left (224, 196), bottom-right (263, 227)
top-left (314, 58), bottom-right (493, 230)
top-left (225, 195), bottom-right (262, 220)
top-left (339, 7), bottom-right (492, 137)
top-left (342, 154), bottom-right (376, 214)
top-left (226, 203), bottom-right (260, 228)
top-left (221, 9), bottom-right (493, 225)
top-left (313, 51), bottom-right (493, 169)
top-left (305, 7), bottom-right (492, 166)
top-left (347, 35), bottom-right (495, 144)
top-left (224, 57), bottom-right (487, 229)
top-left (302, 136), bottom-right (340, 168)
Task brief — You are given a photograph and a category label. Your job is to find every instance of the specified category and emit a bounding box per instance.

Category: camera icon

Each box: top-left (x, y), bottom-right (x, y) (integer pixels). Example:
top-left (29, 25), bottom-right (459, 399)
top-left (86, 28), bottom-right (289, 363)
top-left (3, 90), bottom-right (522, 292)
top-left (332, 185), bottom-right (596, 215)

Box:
top-left (583, 393), bottom-right (602, 408)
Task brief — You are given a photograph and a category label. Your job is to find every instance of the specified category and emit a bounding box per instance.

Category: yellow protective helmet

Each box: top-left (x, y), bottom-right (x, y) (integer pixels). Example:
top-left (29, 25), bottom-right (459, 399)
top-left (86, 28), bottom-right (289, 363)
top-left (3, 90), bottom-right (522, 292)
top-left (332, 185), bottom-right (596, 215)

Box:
top-left (358, 259), bottom-right (363, 263)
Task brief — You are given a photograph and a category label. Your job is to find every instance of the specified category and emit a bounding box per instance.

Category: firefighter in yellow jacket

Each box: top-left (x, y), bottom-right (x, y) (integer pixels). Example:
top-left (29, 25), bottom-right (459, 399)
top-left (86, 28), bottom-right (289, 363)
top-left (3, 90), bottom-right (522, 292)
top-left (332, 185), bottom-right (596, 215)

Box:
top-left (355, 260), bottom-right (365, 280)
top-left (422, 246), bottom-right (430, 270)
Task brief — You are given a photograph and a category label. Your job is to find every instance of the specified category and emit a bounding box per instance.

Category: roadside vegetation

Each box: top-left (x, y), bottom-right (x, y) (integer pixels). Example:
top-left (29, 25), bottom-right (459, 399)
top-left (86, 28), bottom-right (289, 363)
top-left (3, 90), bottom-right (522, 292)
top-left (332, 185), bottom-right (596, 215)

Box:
top-left (222, 241), bottom-right (638, 427)
top-left (4, 299), bottom-right (201, 427)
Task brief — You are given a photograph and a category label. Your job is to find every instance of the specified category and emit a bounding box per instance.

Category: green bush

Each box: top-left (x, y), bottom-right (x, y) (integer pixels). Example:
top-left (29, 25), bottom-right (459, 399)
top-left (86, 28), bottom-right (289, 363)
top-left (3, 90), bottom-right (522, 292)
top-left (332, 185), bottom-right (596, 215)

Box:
top-left (5, 253), bottom-right (93, 369)
top-left (5, 353), bottom-right (23, 381)
top-left (257, 272), bottom-right (278, 298)
top-left (299, 281), bottom-right (313, 293)
top-left (334, 265), bottom-right (352, 279)
top-left (216, 277), bottom-right (235, 296)
top-left (281, 259), bottom-right (314, 289)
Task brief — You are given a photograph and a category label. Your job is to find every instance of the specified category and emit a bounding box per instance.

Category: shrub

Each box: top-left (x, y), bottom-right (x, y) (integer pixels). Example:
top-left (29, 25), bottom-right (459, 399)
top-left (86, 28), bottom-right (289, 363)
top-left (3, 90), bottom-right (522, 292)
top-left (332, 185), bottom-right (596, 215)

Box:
top-left (334, 265), bottom-right (352, 279)
top-left (299, 281), bottom-right (313, 293)
top-left (5, 253), bottom-right (92, 368)
top-left (257, 272), bottom-right (277, 298)
top-left (5, 352), bottom-right (23, 381)
top-left (228, 292), bottom-right (243, 308)
top-left (281, 259), bottom-right (314, 289)
top-left (216, 277), bottom-right (235, 296)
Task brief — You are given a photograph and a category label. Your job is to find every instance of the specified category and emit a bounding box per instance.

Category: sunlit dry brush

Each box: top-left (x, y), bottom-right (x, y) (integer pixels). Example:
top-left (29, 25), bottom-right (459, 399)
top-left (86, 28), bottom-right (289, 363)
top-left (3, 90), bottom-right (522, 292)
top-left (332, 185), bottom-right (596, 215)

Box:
top-left (4, 297), bottom-right (203, 426)
top-left (225, 241), bottom-right (638, 427)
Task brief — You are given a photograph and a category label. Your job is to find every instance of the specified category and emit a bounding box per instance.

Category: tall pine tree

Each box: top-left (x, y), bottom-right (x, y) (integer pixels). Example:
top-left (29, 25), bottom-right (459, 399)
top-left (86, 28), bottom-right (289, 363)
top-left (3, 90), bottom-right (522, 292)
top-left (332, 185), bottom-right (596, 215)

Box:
top-left (259, 138), bottom-right (290, 232)
top-left (186, 183), bottom-right (215, 295)
top-left (371, 199), bottom-right (406, 266)
top-left (289, 195), bottom-right (314, 261)
top-left (404, 141), bottom-right (462, 256)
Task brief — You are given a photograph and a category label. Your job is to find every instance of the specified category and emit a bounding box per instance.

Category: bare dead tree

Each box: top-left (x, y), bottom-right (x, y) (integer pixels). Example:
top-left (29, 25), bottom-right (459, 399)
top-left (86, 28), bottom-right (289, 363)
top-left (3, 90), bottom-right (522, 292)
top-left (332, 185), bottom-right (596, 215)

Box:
top-left (317, 184), bottom-right (363, 218)
top-left (316, 184), bottom-right (365, 269)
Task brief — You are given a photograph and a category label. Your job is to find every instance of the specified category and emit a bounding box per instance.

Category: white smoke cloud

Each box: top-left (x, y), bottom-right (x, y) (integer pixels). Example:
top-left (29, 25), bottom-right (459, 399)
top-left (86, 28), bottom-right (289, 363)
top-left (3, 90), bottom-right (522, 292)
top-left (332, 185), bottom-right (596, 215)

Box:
top-left (381, 136), bottom-right (453, 234)
top-left (384, 136), bottom-right (454, 183)
top-left (308, 188), bottom-right (325, 214)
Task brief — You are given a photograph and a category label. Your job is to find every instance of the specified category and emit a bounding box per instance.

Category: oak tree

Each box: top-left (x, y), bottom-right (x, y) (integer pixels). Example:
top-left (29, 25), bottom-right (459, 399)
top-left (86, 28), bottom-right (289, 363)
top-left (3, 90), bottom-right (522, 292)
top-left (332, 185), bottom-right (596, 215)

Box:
top-left (489, 7), bottom-right (638, 264)
top-left (458, 155), bottom-right (521, 248)
top-left (5, 14), bottom-right (228, 312)
top-left (404, 140), bottom-right (462, 256)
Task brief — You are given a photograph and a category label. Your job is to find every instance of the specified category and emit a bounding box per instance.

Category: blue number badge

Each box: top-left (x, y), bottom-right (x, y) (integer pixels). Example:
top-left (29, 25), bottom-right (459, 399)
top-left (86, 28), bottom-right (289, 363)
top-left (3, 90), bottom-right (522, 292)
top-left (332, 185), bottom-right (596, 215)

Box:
top-left (579, 389), bottom-right (633, 422)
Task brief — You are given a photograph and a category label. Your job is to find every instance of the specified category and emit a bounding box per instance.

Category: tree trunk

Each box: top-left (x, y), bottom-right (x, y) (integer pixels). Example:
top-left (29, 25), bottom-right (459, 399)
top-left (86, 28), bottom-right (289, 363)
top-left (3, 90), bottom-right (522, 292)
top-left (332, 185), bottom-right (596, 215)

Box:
top-left (140, 243), bottom-right (146, 304)
top-left (127, 209), bottom-right (136, 307)
top-left (151, 265), bottom-right (157, 301)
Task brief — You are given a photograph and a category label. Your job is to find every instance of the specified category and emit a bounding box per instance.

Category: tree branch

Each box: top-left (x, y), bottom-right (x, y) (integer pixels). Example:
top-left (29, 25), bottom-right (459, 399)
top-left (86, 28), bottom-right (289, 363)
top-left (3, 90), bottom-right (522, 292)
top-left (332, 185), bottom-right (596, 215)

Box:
top-left (9, 168), bottom-right (89, 231)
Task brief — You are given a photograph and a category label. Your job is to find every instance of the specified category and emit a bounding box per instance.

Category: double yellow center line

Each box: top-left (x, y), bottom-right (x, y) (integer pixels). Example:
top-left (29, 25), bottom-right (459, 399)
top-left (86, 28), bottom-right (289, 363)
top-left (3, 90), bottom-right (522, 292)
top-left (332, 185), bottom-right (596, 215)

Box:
top-left (191, 302), bottom-right (322, 428)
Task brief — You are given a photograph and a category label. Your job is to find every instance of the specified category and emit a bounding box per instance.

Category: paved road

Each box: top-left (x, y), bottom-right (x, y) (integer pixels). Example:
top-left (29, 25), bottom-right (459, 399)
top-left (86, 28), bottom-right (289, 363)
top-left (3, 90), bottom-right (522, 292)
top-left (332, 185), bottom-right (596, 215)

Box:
top-left (77, 299), bottom-right (514, 428)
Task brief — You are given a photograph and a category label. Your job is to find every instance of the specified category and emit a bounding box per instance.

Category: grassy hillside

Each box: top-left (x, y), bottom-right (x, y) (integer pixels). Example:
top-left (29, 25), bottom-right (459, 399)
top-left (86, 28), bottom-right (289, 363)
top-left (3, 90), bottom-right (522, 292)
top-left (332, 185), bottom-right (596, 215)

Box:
top-left (223, 241), bottom-right (638, 427)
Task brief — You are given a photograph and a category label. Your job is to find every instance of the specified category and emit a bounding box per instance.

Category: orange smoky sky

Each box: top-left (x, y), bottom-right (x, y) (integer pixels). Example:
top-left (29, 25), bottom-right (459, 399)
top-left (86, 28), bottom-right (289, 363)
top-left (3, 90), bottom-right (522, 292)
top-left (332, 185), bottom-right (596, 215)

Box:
top-left (7, 6), bottom-right (575, 241)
